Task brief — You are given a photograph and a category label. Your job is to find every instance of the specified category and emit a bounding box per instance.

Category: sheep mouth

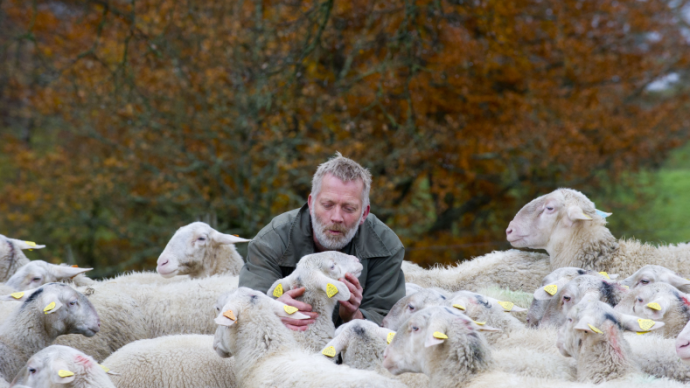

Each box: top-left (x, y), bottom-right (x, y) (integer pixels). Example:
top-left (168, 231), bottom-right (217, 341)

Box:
top-left (156, 266), bottom-right (179, 278)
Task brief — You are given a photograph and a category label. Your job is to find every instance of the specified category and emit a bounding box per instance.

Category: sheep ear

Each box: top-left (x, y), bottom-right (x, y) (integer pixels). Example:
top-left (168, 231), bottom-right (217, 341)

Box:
top-left (214, 307), bottom-right (239, 326)
top-left (566, 206), bottom-right (593, 223)
top-left (618, 313), bottom-right (665, 333)
top-left (534, 279), bottom-right (569, 301)
top-left (375, 327), bottom-right (396, 343)
top-left (574, 321), bottom-right (601, 334)
top-left (52, 264), bottom-right (93, 280)
top-left (595, 209), bottom-right (612, 218)
top-left (9, 239), bottom-right (46, 251)
top-left (209, 230), bottom-right (251, 245)
top-left (475, 323), bottom-right (502, 332)
top-left (315, 274), bottom-right (350, 301)
top-left (50, 362), bottom-right (76, 384)
top-left (1, 290), bottom-right (30, 302)
top-left (667, 274), bottom-right (690, 290)
top-left (321, 333), bottom-right (350, 359)
top-left (272, 300), bottom-right (310, 320)
top-left (643, 299), bottom-right (668, 320)
top-left (41, 293), bottom-right (64, 315)
top-left (267, 274), bottom-right (297, 299)
top-left (482, 296), bottom-right (526, 312)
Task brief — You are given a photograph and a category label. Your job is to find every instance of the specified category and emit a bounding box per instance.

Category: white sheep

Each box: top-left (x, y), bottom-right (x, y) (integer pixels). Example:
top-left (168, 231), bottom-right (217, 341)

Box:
top-left (101, 334), bottom-right (236, 388)
top-left (0, 236), bottom-right (44, 283)
top-left (536, 275), bottom-right (627, 328)
top-left (613, 282), bottom-right (690, 338)
top-left (507, 188), bottom-right (690, 278)
top-left (556, 299), bottom-right (685, 386)
top-left (381, 306), bottom-right (583, 387)
top-left (621, 264), bottom-right (690, 293)
top-left (321, 319), bottom-right (430, 386)
top-left (213, 287), bottom-right (406, 388)
top-left (0, 284), bottom-right (100, 383)
top-left (382, 288), bottom-right (451, 331)
top-left (156, 222), bottom-right (250, 279)
top-left (677, 320), bottom-right (690, 365)
top-left (266, 251), bottom-right (362, 351)
top-left (625, 329), bottom-right (690, 383)
top-left (10, 345), bottom-right (116, 388)
top-left (7, 283), bottom-right (150, 362)
top-left (5, 261), bottom-right (92, 291)
top-left (401, 249), bottom-right (551, 296)
top-left (527, 267), bottom-right (609, 327)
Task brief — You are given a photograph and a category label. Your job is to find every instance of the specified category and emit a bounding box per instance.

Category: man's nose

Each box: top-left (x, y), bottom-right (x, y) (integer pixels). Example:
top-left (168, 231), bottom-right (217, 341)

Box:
top-left (331, 207), bottom-right (344, 223)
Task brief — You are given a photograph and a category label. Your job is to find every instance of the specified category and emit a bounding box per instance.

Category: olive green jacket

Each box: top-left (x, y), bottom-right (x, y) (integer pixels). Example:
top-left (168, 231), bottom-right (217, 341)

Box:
top-left (238, 204), bottom-right (406, 326)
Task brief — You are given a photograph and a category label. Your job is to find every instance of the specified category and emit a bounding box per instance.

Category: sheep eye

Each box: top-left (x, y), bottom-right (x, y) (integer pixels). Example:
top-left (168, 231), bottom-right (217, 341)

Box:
top-left (568, 318), bottom-right (572, 322)
top-left (637, 298), bottom-right (643, 303)
top-left (69, 300), bottom-right (77, 306)
top-left (29, 368), bottom-right (36, 374)
top-left (197, 237), bottom-right (206, 241)
top-left (546, 207), bottom-right (554, 211)
top-left (411, 326), bottom-right (419, 332)
top-left (640, 280), bottom-right (649, 284)
top-left (563, 296), bottom-right (571, 301)
top-left (32, 277), bottom-right (41, 282)
top-left (407, 304), bottom-right (415, 311)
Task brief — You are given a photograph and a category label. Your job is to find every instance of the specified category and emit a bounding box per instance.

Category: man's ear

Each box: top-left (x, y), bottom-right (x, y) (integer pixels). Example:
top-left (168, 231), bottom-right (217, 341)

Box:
top-left (359, 205), bottom-right (370, 225)
top-left (307, 194), bottom-right (313, 210)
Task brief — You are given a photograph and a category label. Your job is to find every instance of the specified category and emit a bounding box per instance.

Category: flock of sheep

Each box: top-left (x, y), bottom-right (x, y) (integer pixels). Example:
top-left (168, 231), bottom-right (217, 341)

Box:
top-left (1, 187), bottom-right (690, 387)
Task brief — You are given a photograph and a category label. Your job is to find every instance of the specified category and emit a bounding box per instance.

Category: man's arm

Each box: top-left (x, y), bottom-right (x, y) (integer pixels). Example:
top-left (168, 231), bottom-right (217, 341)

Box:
top-left (353, 246), bottom-right (406, 325)
top-left (238, 231), bottom-right (285, 293)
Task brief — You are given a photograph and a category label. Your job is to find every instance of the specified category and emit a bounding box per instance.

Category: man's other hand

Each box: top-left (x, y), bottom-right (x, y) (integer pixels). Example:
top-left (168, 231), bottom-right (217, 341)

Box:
top-left (339, 272), bottom-right (364, 322)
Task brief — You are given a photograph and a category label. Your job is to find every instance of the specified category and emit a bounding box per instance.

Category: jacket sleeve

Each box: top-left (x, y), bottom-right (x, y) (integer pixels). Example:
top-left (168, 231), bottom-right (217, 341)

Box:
top-left (357, 246), bottom-right (406, 325)
top-left (238, 229), bottom-right (286, 295)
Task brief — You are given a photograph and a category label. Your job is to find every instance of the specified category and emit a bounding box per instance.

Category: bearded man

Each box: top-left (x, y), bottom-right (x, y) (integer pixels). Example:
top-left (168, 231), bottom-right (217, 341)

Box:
top-left (238, 153), bottom-right (405, 330)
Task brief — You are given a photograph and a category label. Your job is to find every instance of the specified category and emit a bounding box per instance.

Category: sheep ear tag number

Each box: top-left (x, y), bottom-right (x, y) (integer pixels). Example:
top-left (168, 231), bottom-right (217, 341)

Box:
top-left (273, 284), bottom-right (284, 298)
top-left (544, 284), bottom-right (558, 296)
top-left (10, 292), bottom-right (24, 299)
top-left (322, 346), bottom-right (336, 358)
top-left (222, 309), bottom-right (237, 321)
top-left (283, 305), bottom-right (298, 315)
top-left (326, 283), bottom-right (338, 298)
top-left (387, 332), bottom-right (395, 344)
top-left (638, 319), bottom-right (655, 331)
top-left (58, 370), bottom-right (74, 378)
top-left (498, 301), bottom-right (514, 312)
top-left (43, 302), bottom-right (56, 314)
top-left (647, 302), bottom-right (662, 311)
top-left (588, 324), bottom-right (603, 334)
top-left (433, 331), bottom-right (448, 340)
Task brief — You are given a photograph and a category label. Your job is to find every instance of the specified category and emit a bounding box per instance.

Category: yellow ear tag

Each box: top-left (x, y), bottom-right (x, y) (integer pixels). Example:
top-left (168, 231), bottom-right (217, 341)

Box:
top-left (10, 292), bottom-right (24, 299)
top-left (71, 265), bottom-right (79, 268)
top-left (543, 284), bottom-right (558, 296)
top-left (273, 284), bottom-right (284, 298)
top-left (25, 241), bottom-right (37, 251)
top-left (387, 332), bottom-right (395, 344)
top-left (322, 346), bottom-right (336, 357)
top-left (498, 301), bottom-right (514, 311)
top-left (646, 302), bottom-right (661, 311)
top-left (99, 364), bottom-right (110, 373)
top-left (452, 304), bottom-right (465, 311)
top-left (599, 271), bottom-right (610, 280)
top-left (58, 370), bottom-right (74, 378)
top-left (284, 305), bottom-right (298, 315)
top-left (326, 283), bottom-right (339, 298)
top-left (222, 309), bottom-right (237, 321)
top-left (43, 302), bottom-right (56, 314)
top-left (433, 331), bottom-right (448, 339)
top-left (636, 331), bottom-right (650, 335)
top-left (638, 319), bottom-right (655, 331)
top-left (473, 321), bottom-right (486, 326)
top-left (588, 324), bottom-right (603, 334)
top-left (623, 285), bottom-right (629, 289)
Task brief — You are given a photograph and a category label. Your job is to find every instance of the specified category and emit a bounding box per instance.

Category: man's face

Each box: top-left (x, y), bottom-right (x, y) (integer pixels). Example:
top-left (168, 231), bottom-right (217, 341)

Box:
top-left (309, 173), bottom-right (369, 250)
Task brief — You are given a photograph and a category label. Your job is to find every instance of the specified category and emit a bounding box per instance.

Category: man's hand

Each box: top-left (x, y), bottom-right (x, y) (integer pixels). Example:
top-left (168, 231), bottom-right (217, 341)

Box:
top-left (339, 272), bottom-right (364, 322)
top-left (276, 287), bottom-right (318, 331)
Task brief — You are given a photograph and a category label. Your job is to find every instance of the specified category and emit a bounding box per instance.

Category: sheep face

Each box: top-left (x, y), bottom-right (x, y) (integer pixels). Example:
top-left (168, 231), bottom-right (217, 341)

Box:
top-left (676, 321), bottom-right (690, 364)
top-left (213, 287), bottom-right (310, 357)
top-left (323, 320), bottom-right (393, 369)
top-left (628, 282), bottom-right (689, 321)
top-left (156, 222), bottom-right (250, 278)
top-left (557, 300), bottom-right (663, 359)
top-left (540, 275), bottom-right (626, 327)
top-left (383, 306), bottom-right (495, 376)
top-left (6, 261), bottom-right (92, 291)
top-left (382, 288), bottom-right (449, 330)
top-left (528, 267), bottom-right (594, 327)
top-left (621, 265), bottom-right (690, 293)
top-left (506, 188), bottom-right (604, 250)
top-left (28, 283), bottom-right (101, 338)
top-left (11, 345), bottom-right (104, 387)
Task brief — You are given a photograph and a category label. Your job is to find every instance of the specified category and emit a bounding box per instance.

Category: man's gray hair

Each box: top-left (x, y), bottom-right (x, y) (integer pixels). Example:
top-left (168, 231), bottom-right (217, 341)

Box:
top-left (311, 152), bottom-right (372, 208)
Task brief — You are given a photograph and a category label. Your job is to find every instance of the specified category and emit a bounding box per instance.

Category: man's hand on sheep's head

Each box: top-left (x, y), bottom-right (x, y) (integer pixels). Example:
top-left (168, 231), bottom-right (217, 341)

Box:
top-left (276, 287), bottom-right (318, 331)
top-left (339, 272), bottom-right (364, 322)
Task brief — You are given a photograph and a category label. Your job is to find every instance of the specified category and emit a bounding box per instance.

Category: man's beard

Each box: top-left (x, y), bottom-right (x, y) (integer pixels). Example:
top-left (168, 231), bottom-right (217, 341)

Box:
top-left (310, 207), bottom-right (363, 250)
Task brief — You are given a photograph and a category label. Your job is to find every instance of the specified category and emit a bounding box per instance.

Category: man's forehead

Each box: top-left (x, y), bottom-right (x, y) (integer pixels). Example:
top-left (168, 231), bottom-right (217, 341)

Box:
top-left (317, 174), bottom-right (364, 203)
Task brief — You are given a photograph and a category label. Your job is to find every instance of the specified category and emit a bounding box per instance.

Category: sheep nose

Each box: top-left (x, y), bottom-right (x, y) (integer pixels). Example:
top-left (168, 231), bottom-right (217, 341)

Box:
top-left (506, 227), bottom-right (513, 236)
top-left (158, 258), bottom-right (169, 267)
